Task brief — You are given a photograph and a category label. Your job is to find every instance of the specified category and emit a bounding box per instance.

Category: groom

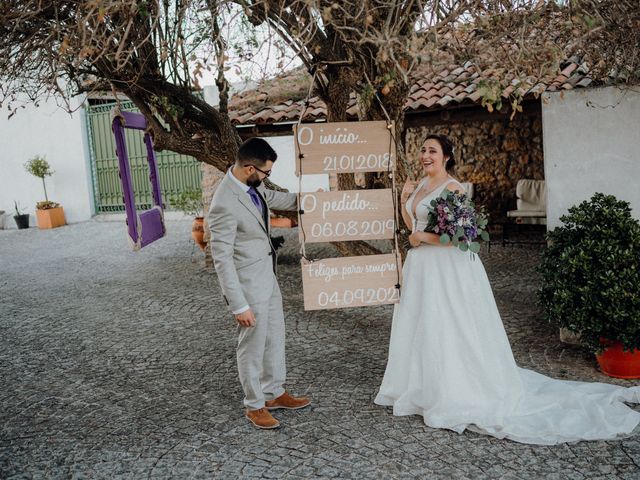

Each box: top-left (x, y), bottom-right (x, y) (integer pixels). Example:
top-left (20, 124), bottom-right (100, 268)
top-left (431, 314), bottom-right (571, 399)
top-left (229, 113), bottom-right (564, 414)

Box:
top-left (208, 137), bottom-right (310, 429)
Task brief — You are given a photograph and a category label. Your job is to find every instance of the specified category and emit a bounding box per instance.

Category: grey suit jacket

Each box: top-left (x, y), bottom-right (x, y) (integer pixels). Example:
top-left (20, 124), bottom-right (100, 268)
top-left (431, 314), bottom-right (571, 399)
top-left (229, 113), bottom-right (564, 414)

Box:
top-left (208, 171), bottom-right (297, 312)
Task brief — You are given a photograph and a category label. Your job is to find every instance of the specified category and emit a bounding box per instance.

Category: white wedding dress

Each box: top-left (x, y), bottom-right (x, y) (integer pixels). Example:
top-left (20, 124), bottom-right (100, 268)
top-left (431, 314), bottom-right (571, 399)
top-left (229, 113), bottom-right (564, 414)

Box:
top-left (375, 177), bottom-right (640, 445)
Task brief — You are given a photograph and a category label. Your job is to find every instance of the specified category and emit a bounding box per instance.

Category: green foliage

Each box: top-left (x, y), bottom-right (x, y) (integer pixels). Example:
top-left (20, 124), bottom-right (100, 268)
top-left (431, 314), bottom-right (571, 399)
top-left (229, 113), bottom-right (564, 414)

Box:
top-left (477, 79), bottom-right (503, 113)
top-left (137, 1), bottom-right (149, 19)
top-left (24, 155), bottom-right (54, 202)
top-left (14, 200), bottom-right (26, 216)
top-left (169, 188), bottom-right (203, 217)
top-left (538, 193), bottom-right (640, 353)
top-left (357, 83), bottom-right (375, 114)
top-left (425, 190), bottom-right (490, 255)
top-left (24, 155), bottom-right (53, 179)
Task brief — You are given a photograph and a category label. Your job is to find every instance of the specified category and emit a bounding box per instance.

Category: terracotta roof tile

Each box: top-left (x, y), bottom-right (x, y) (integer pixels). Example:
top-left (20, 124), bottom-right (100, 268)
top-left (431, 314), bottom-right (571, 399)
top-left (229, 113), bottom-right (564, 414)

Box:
top-left (501, 85), bottom-right (515, 98)
top-left (551, 74), bottom-right (568, 86)
top-left (270, 110), bottom-right (288, 122)
top-left (437, 95), bottom-right (454, 107)
top-left (237, 111), bottom-right (255, 124)
top-left (308, 106), bottom-right (326, 118)
top-left (409, 97), bottom-right (432, 109)
top-left (228, 56), bottom-right (594, 125)
top-left (468, 90), bottom-right (484, 102)
top-left (449, 84), bottom-right (465, 97)
top-left (464, 83), bottom-right (478, 94)
top-left (424, 96), bottom-right (441, 108)
top-left (576, 77), bottom-right (592, 88)
top-left (453, 90), bottom-right (468, 103)
top-left (561, 63), bottom-right (578, 77)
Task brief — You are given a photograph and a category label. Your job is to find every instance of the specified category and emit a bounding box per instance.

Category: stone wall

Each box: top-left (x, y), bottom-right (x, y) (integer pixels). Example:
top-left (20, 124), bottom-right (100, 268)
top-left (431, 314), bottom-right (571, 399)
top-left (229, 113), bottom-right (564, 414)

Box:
top-left (201, 163), bottom-right (224, 265)
top-left (404, 114), bottom-right (544, 221)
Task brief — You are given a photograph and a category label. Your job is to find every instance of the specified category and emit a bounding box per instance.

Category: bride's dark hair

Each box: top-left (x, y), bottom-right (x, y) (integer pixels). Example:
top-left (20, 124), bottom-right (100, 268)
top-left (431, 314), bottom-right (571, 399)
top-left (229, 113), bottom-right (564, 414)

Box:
top-left (424, 134), bottom-right (456, 171)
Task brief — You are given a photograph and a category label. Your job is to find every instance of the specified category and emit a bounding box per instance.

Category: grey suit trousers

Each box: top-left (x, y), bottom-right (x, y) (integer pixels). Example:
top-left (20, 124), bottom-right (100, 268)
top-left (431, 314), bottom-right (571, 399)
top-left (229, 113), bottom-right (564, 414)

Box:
top-left (237, 279), bottom-right (286, 409)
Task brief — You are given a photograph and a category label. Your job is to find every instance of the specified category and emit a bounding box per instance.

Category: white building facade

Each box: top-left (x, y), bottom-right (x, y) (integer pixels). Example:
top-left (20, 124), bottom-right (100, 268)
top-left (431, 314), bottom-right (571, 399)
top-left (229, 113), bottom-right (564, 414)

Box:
top-left (0, 95), bottom-right (93, 228)
top-left (1, 85), bottom-right (637, 230)
top-left (542, 86), bottom-right (640, 230)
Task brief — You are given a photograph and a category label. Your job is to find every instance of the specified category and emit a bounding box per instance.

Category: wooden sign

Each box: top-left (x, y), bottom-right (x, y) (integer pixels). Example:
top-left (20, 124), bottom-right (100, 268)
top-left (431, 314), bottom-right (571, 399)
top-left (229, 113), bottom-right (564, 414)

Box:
top-left (299, 189), bottom-right (395, 243)
top-left (301, 254), bottom-right (402, 310)
top-left (294, 121), bottom-right (395, 174)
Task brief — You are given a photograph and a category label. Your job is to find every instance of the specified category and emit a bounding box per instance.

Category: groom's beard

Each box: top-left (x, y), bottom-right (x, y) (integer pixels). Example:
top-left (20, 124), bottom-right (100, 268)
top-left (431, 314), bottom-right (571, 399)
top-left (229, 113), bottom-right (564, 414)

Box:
top-left (247, 173), bottom-right (262, 188)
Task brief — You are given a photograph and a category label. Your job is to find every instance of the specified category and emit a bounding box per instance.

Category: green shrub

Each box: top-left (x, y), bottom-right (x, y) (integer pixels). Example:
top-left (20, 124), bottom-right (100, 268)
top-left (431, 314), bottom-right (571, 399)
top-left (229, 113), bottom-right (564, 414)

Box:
top-left (24, 155), bottom-right (53, 179)
top-left (169, 188), bottom-right (203, 217)
top-left (538, 193), bottom-right (640, 353)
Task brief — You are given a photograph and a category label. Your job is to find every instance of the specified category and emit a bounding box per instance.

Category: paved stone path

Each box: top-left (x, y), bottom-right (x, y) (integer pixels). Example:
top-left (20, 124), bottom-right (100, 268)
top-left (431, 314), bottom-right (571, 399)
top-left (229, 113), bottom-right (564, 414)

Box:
top-left (1, 220), bottom-right (638, 479)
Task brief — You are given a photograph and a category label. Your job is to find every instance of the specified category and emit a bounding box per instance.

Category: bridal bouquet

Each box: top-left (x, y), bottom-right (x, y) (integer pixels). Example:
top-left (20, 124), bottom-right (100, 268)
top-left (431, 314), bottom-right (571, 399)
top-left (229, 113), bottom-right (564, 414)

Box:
top-left (424, 190), bottom-right (489, 254)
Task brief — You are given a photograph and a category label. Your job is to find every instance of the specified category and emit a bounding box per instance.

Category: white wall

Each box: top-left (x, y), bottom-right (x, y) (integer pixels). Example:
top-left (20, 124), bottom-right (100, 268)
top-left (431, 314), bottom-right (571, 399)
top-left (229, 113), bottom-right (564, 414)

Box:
top-left (0, 95), bottom-right (93, 228)
top-left (542, 86), bottom-right (640, 230)
top-left (263, 135), bottom-right (329, 193)
top-left (201, 86), bottom-right (328, 193)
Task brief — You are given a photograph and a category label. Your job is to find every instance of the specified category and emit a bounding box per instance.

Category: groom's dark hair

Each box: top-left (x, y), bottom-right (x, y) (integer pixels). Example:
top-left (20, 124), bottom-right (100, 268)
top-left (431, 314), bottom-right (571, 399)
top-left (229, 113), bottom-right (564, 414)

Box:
top-left (237, 138), bottom-right (277, 167)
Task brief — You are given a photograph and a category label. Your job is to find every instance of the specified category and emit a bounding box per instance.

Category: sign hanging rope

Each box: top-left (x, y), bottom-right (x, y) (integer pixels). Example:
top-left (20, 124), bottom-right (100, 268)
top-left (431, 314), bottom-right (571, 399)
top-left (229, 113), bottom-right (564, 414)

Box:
top-left (293, 70), bottom-right (404, 309)
top-left (295, 68), bottom-right (319, 261)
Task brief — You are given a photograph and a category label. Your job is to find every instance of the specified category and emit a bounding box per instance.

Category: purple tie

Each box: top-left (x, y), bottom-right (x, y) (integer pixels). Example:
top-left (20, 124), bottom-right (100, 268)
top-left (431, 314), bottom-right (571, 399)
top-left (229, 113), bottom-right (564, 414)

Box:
top-left (248, 187), bottom-right (265, 217)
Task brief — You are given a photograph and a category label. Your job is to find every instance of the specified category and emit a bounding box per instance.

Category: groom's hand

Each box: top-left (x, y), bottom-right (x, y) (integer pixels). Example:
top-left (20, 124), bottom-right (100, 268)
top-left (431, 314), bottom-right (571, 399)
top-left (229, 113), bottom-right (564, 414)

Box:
top-left (235, 309), bottom-right (256, 327)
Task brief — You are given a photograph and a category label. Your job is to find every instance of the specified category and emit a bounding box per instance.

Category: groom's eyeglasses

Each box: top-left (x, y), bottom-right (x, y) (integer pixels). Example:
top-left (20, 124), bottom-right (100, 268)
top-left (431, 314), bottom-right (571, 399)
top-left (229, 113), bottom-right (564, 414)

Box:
top-left (247, 164), bottom-right (272, 177)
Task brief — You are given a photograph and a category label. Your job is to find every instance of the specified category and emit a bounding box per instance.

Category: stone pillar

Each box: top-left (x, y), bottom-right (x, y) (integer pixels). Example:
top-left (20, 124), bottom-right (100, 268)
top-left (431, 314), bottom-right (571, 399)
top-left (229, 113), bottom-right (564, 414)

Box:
top-left (202, 163), bottom-right (225, 267)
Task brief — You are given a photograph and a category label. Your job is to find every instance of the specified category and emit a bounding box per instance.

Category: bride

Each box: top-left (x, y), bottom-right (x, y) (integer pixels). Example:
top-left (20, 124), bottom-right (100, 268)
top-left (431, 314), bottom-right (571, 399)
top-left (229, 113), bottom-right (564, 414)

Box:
top-left (375, 134), bottom-right (640, 445)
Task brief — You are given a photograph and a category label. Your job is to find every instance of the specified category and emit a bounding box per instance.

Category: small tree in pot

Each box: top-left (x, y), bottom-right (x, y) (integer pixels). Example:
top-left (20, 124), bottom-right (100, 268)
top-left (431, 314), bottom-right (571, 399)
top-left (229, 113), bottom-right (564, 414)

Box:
top-left (24, 155), bottom-right (66, 229)
top-left (538, 193), bottom-right (640, 378)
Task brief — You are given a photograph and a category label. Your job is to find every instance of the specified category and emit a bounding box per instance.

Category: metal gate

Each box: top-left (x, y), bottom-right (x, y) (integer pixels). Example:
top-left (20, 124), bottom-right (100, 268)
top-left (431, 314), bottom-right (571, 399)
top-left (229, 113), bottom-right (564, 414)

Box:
top-left (85, 101), bottom-right (202, 212)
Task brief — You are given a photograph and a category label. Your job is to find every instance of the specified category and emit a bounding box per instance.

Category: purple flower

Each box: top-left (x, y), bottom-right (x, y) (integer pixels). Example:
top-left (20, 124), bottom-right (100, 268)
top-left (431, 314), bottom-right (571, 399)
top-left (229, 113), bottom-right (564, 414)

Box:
top-left (423, 190), bottom-right (490, 253)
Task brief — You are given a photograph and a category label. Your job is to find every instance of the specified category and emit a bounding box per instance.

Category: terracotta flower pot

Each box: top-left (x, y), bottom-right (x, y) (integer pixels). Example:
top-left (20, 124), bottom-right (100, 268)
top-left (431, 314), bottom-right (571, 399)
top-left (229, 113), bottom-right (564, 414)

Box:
top-left (191, 217), bottom-right (207, 250)
top-left (36, 206), bottom-right (66, 229)
top-left (270, 216), bottom-right (297, 228)
top-left (596, 339), bottom-right (640, 379)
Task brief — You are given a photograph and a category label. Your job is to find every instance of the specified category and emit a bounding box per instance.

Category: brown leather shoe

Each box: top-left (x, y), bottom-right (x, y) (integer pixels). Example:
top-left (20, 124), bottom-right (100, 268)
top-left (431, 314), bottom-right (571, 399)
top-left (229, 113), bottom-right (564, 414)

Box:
top-left (245, 408), bottom-right (280, 429)
top-left (265, 391), bottom-right (311, 410)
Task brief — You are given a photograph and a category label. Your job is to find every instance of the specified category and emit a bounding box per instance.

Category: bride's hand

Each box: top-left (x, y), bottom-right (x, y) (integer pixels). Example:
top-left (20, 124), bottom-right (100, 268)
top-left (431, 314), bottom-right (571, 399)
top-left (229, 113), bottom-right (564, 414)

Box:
top-left (408, 232), bottom-right (423, 248)
top-left (401, 179), bottom-right (419, 205)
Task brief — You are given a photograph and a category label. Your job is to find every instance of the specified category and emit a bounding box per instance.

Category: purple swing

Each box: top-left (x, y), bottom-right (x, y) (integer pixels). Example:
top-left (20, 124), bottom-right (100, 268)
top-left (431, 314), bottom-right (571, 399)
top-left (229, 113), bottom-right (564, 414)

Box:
top-left (111, 108), bottom-right (166, 250)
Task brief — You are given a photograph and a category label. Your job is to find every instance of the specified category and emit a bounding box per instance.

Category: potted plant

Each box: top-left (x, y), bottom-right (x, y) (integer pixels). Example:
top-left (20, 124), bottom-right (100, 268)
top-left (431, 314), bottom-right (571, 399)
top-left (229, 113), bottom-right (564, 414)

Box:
top-left (13, 201), bottom-right (30, 229)
top-left (169, 188), bottom-right (206, 250)
top-left (24, 155), bottom-right (66, 229)
top-left (538, 193), bottom-right (640, 378)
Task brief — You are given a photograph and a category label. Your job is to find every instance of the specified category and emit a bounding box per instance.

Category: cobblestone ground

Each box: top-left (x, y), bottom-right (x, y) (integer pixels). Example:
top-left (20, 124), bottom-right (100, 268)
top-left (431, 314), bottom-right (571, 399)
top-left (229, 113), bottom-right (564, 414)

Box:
top-left (1, 220), bottom-right (639, 480)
